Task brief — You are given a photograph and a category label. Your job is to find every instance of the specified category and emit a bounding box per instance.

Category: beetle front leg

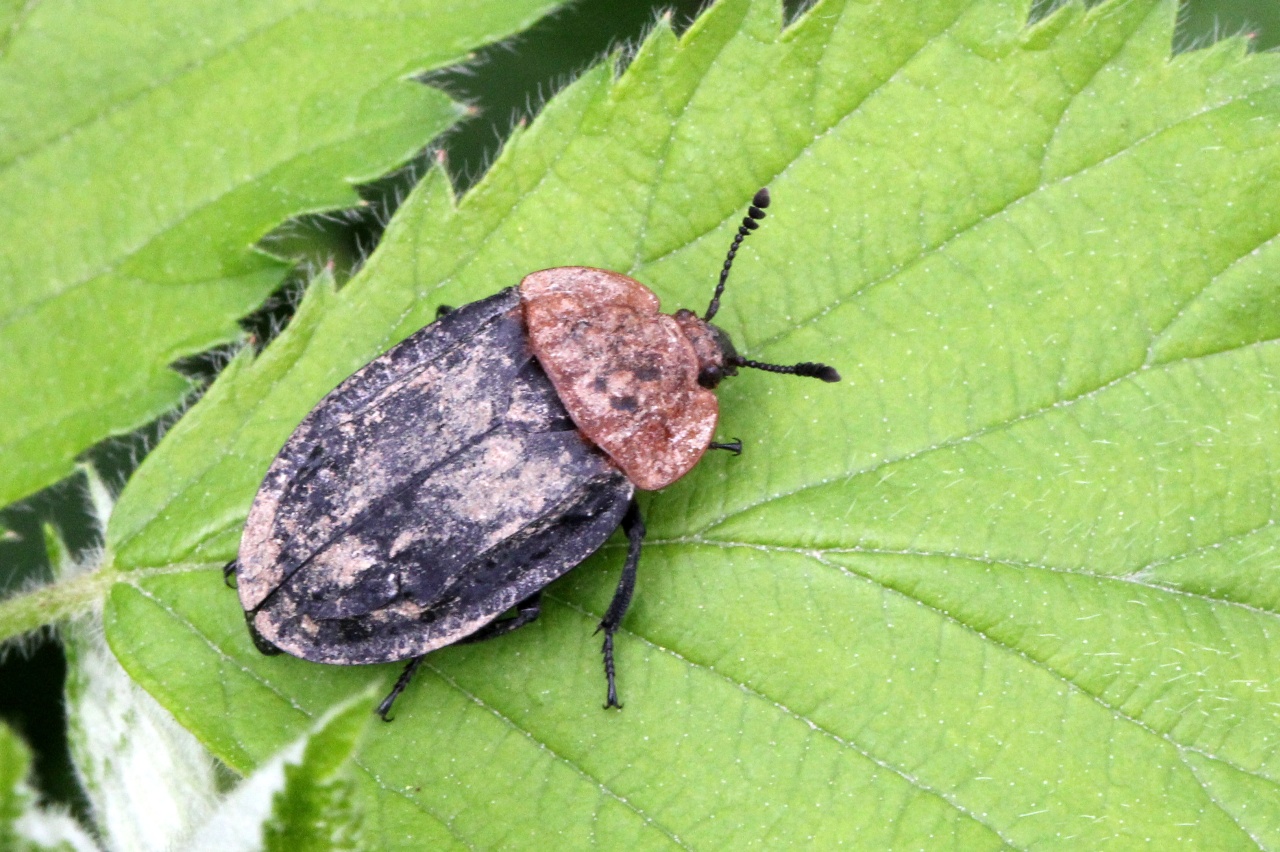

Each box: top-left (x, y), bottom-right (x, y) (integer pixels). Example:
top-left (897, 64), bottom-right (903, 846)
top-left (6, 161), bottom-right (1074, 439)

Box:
top-left (596, 499), bottom-right (644, 709)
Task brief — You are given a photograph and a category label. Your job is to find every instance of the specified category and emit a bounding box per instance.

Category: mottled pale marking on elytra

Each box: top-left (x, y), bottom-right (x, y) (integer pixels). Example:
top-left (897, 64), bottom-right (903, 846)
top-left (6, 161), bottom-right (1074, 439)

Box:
top-left (520, 266), bottom-right (719, 490)
top-left (320, 535), bottom-right (384, 596)
top-left (388, 528), bottom-right (417, 558)
top-left (238, 297), bottom-right (527, 612)
top-left (238, 289), bottom-right (633, 666)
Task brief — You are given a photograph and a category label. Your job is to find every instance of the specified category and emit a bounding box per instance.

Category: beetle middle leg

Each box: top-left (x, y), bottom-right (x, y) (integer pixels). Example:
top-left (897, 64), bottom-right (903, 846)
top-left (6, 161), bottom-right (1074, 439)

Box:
top-left (376, 593), bottom-right (542, 721)
top-left (596, 499), bottom-right (644, 709)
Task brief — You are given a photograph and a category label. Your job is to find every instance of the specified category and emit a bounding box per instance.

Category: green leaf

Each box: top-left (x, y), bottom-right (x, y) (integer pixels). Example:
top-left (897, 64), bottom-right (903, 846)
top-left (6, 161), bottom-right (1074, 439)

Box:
top-left (0, 0), bottom-right (562, 509)
top-left (185, 693), bottom-right (374, 852)
top-left (262, 697), bottom-right (370, 852)
top-left (101, 0), bottom-right (1280, 846)
top-left (0, 723), bottom-right (28, 851)
top-left (0, 723), bottom-right (96, 852)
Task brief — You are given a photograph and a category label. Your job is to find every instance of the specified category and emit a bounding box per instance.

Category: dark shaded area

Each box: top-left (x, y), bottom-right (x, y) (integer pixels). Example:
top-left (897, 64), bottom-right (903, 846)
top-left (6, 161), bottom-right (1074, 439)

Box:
top-left (0, 0), bottom-right (1272, 818)
top-left (0, 638), bottom-right (90, 820)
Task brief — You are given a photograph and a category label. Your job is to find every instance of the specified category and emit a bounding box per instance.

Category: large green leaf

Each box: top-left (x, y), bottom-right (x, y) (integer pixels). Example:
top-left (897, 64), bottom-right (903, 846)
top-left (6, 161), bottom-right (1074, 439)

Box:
top-left (0, 0), bottom-right (561, 509)
top-left (97, 0), bottom-right (1280, 846)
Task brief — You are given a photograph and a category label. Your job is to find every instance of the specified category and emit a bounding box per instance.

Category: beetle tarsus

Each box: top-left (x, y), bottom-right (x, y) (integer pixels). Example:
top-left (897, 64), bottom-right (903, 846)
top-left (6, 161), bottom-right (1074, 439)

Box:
top-left (378, 656), bottom-right (426, 722)
top-left (222, 560), bottom-right (238, 588)
top-left (597, 500), bottom-right (644, 710)
top-left (601, 631), bottom-right (620, 709)
top-left (710, 440), bottom-right (742, 455)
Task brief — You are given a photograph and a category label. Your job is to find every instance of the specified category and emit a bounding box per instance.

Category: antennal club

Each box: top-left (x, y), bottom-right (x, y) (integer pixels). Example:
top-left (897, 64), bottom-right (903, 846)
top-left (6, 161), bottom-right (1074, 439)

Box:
top-left (704, 187), bottom-right (770, 321)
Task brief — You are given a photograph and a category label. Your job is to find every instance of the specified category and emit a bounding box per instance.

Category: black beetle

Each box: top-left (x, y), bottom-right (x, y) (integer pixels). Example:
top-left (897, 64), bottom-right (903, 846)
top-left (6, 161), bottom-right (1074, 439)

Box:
top-left (225, 188), bottom-right (839, 718)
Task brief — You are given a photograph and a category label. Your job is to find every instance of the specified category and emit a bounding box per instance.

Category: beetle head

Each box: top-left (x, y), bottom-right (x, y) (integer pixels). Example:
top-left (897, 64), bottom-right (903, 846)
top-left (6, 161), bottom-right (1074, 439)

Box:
top-left (694, 187), bottom-right (841, 387)
top-left (672, 309), bottom-right (740, 389)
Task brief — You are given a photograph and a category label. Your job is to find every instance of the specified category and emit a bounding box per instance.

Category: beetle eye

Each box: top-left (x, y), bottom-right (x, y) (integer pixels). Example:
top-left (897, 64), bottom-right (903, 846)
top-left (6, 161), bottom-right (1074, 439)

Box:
top-left (697, 366), bottom-right (723, 389)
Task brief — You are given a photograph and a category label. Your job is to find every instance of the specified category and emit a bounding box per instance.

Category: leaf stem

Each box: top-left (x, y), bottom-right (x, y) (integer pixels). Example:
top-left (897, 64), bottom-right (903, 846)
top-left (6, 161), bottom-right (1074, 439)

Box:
top-left (0, 561), bottom-right (221, 644)
top-left (0, 568), bottom-right (121, 643)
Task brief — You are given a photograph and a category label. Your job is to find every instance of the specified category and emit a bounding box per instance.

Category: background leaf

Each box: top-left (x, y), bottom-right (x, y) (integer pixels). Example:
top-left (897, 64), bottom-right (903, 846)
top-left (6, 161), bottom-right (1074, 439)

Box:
top-left (262, 696), bottom-right (371, 852)
top-left (185, 693), bottom-right (375, 852)
top-left (96, 0), bottom-right (1280, 846)
top-left (0, 0), bottom-right (562, 509)
top-left (0, 722), bottom-right (96, 852)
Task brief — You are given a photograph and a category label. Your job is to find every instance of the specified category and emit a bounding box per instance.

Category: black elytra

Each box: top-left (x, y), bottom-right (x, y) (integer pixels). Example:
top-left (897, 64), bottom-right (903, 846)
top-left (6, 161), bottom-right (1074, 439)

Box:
top-left (226, 186), bottom-right (839, 720)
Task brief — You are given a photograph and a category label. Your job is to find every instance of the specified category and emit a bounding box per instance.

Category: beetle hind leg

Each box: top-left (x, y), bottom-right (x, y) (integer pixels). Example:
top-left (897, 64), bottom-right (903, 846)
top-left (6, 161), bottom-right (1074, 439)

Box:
top-left (376, 594), bottom-right (543, 722)
top-left (377, 656), bottom-right (425, 722)
top-left (222, 559), bottom-right (238, 588)
top-left (457, 592), bottom-right (543, 645)
top-left (596, 500), bottom-right (644, 709)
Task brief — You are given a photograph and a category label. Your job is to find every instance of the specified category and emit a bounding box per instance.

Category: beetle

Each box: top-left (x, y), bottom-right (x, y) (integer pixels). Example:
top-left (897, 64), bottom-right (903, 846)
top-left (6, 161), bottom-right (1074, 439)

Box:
top-left (224, 188), bottom-right (839, 719)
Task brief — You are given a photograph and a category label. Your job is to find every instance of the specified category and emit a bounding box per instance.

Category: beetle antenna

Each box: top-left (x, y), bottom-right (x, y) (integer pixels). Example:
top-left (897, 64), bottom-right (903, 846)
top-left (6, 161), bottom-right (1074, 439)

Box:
top-left (704, 187), bottom-right (770, 321)
top-left (735, 358), bottom-right (841, 383)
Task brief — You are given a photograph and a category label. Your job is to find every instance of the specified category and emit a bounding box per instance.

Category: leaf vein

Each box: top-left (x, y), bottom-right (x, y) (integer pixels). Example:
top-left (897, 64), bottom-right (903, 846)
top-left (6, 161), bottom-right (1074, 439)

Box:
top-left (699, 336), bottom-right (1279, 538)
top-left (801, 549), bottom-right (1280, 812)
top-left (547, 592), bottom-right (1029, 851)
top-left (1175, 751), bottom-right (1269, 850)
top-left (744, 81), bottom-right (1280, 357)
top-left (633, 536), bottom-right (1280, 626)
top-left (1145, 228), bottom-right (1280, 365)
top-left (348, 761), bottom-right (479, 852)
top-left (423, 662), bottom-right (692, 851)
top-left (627, 537), bottom-right (1280, 795)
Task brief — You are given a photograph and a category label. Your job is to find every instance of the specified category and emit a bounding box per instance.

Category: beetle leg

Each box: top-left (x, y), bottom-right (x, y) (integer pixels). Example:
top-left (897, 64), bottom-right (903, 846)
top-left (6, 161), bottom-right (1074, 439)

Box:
top-left (709, 439), bottom-right (742, 455)
top-left (375, 594), bottom-right (543, 722)
top-left (435, 304), bottom-right (454, 319)
top-left (596, 500), bottom-right (644, 709)
top-left (377, 656), bottom-right (425, 722)
top-left (222, 559), bottom-right (238, 588)
top-left (457, 592), bottom-right (542, 645)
